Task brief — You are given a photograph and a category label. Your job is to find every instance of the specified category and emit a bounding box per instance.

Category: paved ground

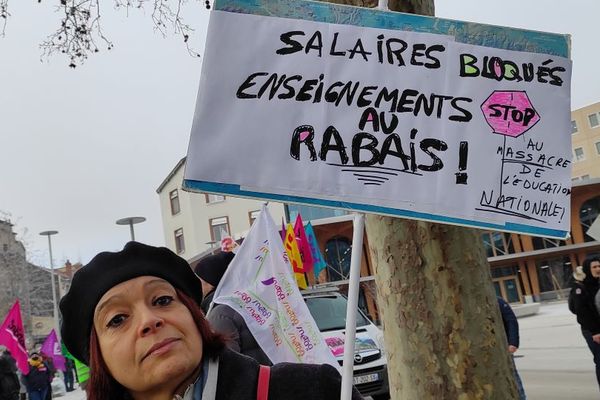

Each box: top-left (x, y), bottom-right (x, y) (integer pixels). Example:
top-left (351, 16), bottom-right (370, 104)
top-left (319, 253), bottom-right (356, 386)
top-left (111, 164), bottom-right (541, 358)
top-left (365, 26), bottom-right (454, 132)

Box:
top-left (53, 301), bottom-right (599, 399)
top-left (516, 300), bottom-right (598, 399)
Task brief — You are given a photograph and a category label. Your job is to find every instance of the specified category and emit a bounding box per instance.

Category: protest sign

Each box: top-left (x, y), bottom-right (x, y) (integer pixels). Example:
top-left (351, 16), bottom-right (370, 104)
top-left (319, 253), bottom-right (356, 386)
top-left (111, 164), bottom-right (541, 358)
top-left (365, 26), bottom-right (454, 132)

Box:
top-left (210, 206), bottom-right (338, 368)
top-left (184, 0), bottom-right (572, 238)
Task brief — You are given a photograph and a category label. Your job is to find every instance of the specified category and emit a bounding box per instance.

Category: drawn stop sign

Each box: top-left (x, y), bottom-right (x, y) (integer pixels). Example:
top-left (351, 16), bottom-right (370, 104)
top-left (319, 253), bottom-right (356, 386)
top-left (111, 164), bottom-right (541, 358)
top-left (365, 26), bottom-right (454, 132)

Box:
top-left (480, 90), bottom-right (540, 137)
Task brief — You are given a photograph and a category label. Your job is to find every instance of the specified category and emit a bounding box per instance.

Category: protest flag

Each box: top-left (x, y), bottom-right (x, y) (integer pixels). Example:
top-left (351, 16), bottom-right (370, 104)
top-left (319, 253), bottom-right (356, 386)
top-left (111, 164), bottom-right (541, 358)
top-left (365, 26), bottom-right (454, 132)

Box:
top-left (0, 300), bottom-right (29, 373)
top-left (211, 206), bottom-right (338, 368)
top-left (280, 217), bottom-right (286, 242)
top-left (284, 223), bottom-right (308, 289)
top-left (40, 329), bottom-right (66, 371)
top-left (304, 222), bottom-right (327, 280)
top-left (294, 214), bottom-right (314, 273)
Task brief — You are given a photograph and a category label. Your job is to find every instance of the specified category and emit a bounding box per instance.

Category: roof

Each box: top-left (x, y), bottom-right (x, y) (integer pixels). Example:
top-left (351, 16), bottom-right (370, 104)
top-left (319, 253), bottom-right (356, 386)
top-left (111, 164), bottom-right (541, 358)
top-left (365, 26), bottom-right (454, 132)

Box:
top-left (572, 177), bottom-right (600, 189)
top-left (156, 157), bottom-right (186, 194)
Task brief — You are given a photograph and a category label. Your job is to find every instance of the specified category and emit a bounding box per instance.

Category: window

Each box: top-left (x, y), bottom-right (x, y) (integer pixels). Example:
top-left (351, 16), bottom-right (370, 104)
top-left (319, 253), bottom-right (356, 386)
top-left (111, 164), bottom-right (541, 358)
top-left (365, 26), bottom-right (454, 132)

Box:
top-left (589, 113), bottom-right (600, 128)
top-left (582, 175), bottom-right (590, 181)
top-left (574, 147), bottom-right (585, 161)
top-left (174, 228), bottom-right (185, 254)
top-left (205, 194), bottom-right (225, 203)
top-left (169, 189), bottom-right (180, 215)
top-left (596, 142), bottom-right (600, 155)
top-left (249, 210), bottom-right (260, 226)
top-left (210, 217), bottom-right (230, 242)
top-left (571, 120), bottom-right (578, 134)
top-left (572, 177), bottom-right (581, 183)
top-left (325, 237), bottom-right (352, 281)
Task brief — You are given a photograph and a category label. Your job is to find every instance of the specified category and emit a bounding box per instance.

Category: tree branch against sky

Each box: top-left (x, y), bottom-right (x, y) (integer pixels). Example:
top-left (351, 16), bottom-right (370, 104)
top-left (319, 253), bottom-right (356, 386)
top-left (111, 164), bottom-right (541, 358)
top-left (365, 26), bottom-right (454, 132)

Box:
top-left (2, 0), bottom-right (206, 67)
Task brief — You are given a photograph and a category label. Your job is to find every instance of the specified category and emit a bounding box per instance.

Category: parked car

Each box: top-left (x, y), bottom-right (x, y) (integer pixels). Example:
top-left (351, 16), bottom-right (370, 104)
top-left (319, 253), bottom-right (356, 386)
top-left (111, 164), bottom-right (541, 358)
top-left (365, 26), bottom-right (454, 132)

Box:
top-left (302, 287), bottom-right (390, 400)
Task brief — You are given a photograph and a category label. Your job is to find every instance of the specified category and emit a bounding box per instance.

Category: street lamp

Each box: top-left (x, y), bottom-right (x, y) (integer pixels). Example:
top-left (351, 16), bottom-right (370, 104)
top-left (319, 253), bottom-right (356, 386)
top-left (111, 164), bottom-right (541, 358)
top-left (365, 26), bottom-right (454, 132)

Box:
top-left (39, 230), bottom-right (60, 341)
top-left (116, 216), bottom-right (146, 241)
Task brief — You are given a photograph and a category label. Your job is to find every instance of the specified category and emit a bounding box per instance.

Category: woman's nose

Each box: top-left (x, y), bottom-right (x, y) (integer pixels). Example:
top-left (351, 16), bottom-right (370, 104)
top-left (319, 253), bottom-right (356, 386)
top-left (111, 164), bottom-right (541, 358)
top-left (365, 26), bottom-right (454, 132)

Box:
top-left (138, 309), bottom-right (164, 336)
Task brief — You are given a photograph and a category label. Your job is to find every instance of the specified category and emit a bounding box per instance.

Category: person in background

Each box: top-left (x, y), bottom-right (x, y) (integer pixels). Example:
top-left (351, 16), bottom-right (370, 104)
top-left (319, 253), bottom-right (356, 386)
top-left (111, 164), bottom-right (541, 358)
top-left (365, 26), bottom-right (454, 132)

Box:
top-left (570, 256), bottom-right (600, 390)
top-left (22, 352), bottom-right (51, 400)
top-left (59, 241), bottom-right (362, 400)
top-left (194, 251), bottom-right (272, 365)
top-left (497, 297), bottom-right (526, 400)
top-left (39, 353), bottom-right (55, 400)
top-left (63, 357), bottom-right (75, 392)
top-left (0, 347), bottom-right (20, 400)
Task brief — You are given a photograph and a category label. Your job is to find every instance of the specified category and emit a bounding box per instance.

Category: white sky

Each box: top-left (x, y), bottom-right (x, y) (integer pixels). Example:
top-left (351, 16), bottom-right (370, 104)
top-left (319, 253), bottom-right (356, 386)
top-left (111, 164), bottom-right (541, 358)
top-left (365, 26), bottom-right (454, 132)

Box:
top-left (1, 0), bottom-right (597, 267)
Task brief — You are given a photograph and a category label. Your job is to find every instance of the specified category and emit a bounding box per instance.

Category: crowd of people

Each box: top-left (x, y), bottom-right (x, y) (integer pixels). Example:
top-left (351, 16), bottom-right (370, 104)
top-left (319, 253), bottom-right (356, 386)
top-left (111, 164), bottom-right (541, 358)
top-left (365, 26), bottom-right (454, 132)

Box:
top-left (0, 348), bottom-right (79, 400)
top-left (4, 242), bottom-right (596, 399)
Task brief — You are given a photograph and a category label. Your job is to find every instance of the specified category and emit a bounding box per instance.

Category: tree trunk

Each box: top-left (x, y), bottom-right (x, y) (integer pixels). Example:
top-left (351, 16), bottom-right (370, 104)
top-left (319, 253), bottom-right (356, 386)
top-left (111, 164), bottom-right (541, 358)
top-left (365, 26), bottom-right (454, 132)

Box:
top-left (315, 0), bottom-right (518, 397)
top-left (365, 217), bottom-right (518, 399)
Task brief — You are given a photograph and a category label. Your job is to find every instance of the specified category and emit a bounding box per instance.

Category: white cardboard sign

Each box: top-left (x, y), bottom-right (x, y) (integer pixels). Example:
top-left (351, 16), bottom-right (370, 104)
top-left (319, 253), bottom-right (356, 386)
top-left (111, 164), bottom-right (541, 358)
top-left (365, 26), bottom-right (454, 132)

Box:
top-left (185, 9), bottom-right (572, 238)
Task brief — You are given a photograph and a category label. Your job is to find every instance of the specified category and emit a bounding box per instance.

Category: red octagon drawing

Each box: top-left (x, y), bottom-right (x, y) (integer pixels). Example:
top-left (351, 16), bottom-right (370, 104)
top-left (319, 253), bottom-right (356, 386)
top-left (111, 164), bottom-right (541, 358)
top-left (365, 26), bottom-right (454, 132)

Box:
top-left (480, 91), bottom-right (540, 138)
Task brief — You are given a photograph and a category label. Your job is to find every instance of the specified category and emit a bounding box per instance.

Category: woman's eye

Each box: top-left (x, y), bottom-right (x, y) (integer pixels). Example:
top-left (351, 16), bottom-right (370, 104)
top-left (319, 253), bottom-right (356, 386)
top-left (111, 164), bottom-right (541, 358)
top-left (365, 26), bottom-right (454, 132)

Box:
top-left (107, 314), bottom-right (127, 328)
top-left (153, 295), bottom-right (174, 307)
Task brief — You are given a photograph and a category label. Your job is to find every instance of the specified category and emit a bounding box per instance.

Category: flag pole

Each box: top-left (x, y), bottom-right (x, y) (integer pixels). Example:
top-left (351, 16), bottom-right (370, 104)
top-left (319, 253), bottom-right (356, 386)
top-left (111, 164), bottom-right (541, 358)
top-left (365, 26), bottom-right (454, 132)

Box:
top-left (340, 213), bottom-right (365, 400)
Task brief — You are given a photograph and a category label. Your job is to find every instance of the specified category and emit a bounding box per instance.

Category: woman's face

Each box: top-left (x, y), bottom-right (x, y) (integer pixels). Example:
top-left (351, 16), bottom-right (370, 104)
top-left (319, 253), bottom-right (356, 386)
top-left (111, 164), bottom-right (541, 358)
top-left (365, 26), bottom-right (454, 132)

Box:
top-left (591, 261), bottom-right (600, 278)
top-left (93, 276), bottom-right (203, 398)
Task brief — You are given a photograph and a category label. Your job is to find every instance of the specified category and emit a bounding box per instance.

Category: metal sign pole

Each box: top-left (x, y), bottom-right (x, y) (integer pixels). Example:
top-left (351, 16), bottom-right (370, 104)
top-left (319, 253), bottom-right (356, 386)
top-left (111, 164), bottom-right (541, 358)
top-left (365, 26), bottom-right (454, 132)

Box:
top-left (340, 213), bottom-right (365, 400)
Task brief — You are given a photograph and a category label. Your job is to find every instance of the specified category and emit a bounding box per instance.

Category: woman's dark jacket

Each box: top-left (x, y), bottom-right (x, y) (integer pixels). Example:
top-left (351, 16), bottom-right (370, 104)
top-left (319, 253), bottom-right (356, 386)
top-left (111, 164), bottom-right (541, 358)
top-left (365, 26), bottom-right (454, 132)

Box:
top-left (214, 348), bottom-right (363, 400)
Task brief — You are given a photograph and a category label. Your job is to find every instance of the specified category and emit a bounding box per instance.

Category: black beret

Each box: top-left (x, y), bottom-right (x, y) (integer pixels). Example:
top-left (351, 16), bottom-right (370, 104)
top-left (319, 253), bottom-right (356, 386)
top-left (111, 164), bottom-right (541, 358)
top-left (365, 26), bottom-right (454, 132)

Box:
top-left (59, 241), bottom-right (202, 365)
top-left (193, 252), bottom-right (235, 287)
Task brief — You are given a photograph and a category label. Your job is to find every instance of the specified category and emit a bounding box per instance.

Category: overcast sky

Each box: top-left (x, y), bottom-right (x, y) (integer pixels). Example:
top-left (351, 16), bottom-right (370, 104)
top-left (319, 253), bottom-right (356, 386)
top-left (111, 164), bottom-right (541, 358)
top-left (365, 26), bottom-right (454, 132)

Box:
top-left (1, 0), bottom-right (597, 267)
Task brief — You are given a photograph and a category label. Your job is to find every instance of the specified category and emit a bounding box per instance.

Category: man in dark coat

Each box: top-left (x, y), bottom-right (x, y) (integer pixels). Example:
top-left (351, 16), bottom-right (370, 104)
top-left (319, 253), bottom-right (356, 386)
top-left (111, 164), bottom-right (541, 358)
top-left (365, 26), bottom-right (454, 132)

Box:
top-left (498, 297), bottom-right (526, 400)
top-left (22, 353), bottom-right (51, 400)
top-left (212, 347), bottom-right (362, 399)
top-left (0, 349), bottom-right (20, 400)
top-left (194, 251), bottom-right (272, 365)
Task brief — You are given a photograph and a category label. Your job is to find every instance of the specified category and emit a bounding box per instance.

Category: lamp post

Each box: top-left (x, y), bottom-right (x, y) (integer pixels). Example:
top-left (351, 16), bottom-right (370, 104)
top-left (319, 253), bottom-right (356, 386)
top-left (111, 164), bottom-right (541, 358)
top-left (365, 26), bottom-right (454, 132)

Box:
top-left (39, 230), bottom-right (60, 341)
top-left (116, 216), bottom-right (146, 241)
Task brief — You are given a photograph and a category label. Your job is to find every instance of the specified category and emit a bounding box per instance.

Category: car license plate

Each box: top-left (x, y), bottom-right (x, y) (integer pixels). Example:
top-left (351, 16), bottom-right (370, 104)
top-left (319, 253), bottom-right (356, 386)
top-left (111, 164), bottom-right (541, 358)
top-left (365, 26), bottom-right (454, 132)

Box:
top-left (353, 373), bottom-right (379, 385)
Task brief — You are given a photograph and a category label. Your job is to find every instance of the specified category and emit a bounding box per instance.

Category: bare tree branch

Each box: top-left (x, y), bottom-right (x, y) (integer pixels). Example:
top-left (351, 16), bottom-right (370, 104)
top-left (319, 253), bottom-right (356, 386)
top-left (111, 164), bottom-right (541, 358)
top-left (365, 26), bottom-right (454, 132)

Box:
top-left (1, 0), bottom-right (206, 67)
top-left (0, 0), bottom-right (8, 37)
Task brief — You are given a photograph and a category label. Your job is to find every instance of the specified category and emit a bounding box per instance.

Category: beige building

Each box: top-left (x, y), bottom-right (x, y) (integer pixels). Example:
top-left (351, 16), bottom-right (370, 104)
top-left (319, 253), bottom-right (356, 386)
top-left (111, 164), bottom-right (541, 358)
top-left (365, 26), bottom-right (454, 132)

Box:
top-left (571, 101), bottom-right (600, 182)
top-left (156, 157), bottom-right (286, 261)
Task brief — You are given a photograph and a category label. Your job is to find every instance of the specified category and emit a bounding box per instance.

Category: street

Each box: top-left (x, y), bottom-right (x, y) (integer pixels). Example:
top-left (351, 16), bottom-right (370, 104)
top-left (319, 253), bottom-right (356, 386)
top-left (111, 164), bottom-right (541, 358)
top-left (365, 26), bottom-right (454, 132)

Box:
top-left (55, 301), bottom-right (599, 399)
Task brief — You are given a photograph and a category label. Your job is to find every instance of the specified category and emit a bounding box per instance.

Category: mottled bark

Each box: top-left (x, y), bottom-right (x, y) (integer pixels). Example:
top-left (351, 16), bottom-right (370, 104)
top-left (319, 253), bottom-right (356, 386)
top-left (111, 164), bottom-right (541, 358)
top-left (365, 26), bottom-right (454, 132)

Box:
top-left (365, 217), bottom-right (518, 399)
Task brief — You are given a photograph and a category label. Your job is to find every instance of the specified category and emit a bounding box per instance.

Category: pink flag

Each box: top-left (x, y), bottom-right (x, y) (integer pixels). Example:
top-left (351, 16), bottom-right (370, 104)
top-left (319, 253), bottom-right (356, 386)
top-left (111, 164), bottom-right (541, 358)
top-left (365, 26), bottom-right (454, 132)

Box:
top-left (0, 300), bottom-right (29, 373)
top-left (40, 329), bottom-right (65, 371)
top-left (294, 214), bottom-right (314, 272)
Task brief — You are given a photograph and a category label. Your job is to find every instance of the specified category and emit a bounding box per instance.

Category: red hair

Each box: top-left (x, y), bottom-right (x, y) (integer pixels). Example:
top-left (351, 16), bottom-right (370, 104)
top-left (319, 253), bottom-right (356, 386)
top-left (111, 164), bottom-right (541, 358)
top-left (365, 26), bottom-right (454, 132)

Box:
top-left (86, 289), bottom-right (226, 400)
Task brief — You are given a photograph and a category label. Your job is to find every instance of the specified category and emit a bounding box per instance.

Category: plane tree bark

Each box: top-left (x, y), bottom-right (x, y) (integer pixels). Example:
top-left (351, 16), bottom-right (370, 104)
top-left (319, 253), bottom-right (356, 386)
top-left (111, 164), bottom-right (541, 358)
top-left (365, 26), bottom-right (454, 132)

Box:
top-left (315, 0), bottom-right (519, 398)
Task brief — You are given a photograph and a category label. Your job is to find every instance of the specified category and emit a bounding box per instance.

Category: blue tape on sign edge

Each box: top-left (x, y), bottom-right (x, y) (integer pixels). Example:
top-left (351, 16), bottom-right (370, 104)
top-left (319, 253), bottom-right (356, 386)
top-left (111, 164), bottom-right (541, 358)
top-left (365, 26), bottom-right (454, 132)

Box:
top-left (213, 0), bottom-right (570, 58)
top-left (182, 180), bottom-right (569, 239)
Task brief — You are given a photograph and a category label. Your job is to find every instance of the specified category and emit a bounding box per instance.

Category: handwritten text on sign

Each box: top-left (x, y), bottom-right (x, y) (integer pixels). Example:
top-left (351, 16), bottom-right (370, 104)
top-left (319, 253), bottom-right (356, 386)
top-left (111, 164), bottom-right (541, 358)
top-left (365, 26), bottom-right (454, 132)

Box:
top-left (185, 9), bottom-right (572, 236)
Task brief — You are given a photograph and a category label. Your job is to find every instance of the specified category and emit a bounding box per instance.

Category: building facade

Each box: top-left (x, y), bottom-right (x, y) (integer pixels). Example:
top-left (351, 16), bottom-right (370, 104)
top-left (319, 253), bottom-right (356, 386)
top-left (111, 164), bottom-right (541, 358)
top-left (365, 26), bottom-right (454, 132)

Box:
top-left (156, 158), bottom-right (287, 261)
top-left (571, 101), bottom-right (600, 182)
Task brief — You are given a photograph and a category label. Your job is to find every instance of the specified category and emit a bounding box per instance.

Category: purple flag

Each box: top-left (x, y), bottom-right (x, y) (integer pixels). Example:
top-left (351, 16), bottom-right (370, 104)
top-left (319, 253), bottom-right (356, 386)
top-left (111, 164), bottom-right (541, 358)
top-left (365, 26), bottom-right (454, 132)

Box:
top-left (40, 329), bottom-right (66, 371)
top-left (305, 222), bottom-right (327, 280)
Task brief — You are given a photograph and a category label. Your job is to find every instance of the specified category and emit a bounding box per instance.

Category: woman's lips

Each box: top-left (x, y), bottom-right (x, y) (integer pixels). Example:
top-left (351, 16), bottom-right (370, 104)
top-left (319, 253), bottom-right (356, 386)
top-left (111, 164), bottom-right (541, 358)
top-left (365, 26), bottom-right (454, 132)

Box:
top-left (142, 338), bottom-right (180, 361)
